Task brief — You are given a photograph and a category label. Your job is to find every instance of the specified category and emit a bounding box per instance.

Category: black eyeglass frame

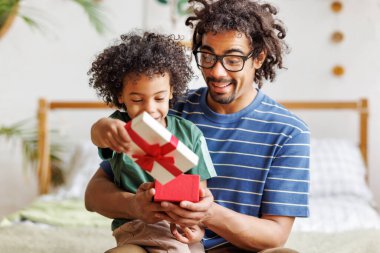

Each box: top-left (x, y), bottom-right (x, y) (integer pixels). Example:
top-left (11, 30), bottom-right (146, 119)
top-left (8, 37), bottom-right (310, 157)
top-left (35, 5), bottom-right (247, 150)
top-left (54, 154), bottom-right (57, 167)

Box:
top-left (193, 50), bottom-right (256, 72)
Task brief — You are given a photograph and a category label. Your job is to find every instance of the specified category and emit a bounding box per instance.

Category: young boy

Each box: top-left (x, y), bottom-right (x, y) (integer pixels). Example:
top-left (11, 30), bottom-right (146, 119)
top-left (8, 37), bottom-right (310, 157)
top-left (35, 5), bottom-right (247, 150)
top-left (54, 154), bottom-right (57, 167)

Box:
top-left (88, 31), bottom-right (216, 253)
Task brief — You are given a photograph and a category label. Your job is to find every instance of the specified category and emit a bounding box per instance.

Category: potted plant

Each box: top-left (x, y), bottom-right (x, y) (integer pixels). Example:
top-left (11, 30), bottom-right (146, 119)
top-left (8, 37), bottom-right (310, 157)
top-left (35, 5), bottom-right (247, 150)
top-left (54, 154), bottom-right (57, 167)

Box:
top-left (0, 0), bottom-right (107, 39)
top-left (0, 119), bottom-right (65, 187)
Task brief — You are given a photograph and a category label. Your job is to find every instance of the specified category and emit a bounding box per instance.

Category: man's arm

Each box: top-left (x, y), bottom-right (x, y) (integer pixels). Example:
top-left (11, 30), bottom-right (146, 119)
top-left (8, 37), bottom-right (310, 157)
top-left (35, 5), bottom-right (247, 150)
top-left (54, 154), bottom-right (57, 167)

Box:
top-left (204, 203), bottom-right (294, 251)
top-left (158, 190), bottom-right (293, 251)
top-left (84, 168), bottom-right (166, 224)
top-left (84, 168), bottom-right (132, 219)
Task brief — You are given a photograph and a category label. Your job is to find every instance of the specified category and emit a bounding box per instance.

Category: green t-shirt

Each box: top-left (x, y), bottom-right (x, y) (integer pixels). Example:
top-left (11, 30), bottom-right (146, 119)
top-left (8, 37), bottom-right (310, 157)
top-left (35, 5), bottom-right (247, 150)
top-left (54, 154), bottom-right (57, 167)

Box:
top-left (100, 111), bottom-right (216, 230)
top-left (100, 110), bottom-right (216, 192)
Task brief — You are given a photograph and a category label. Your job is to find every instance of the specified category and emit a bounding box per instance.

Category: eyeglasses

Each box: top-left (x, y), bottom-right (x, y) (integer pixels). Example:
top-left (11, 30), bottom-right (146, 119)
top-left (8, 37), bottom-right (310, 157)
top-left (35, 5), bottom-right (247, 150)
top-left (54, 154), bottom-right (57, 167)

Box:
top-left (193, 50), bottom-right (255, 72)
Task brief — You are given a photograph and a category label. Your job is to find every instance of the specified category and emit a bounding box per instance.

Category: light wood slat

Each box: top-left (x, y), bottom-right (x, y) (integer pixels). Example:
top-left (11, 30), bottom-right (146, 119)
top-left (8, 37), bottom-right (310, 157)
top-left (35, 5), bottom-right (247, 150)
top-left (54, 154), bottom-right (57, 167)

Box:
top-left (280, 101), bottom-right (359, 110)
top-left (36, 98), bottom-right (369, 194)
top-left (49, 101), bottom-right (110, 110)
top-left (37, 98), bottom-right (50, 194)
top-left (359, 99), bottom-right (369, 181)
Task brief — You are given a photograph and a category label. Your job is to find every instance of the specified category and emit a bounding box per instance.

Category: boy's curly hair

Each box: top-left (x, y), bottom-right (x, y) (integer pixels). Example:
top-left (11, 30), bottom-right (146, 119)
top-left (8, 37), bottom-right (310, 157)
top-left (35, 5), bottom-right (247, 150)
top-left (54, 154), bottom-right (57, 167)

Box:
top-left (88, 31), bottom-right (193, 109)
top-left (186, 0), bottom-right (288, 88)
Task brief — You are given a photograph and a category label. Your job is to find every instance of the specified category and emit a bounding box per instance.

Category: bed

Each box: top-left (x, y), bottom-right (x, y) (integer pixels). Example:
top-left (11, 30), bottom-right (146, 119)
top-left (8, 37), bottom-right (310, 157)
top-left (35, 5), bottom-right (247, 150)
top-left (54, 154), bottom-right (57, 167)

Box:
top-left (1, 98), bottom-right (379, 253)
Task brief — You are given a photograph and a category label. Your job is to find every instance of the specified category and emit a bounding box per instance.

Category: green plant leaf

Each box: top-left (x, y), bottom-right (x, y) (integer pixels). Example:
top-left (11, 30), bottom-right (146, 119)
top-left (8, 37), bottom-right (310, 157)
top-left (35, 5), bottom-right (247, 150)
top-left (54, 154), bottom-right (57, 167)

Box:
top-left (20, 15), bottom-right (39, 29)
top-left (154, 0), bottom-right (189, 16)
top-left (71, 0), bottom-right (108, 34)
top-left (1, 0), bottom-right (108, 36)
top-left (177, 0), bottom-right (190, 16)
top-left (156, 0), bottom-right (168, 4)
top-left (0, 118), bottom-right (66, 187)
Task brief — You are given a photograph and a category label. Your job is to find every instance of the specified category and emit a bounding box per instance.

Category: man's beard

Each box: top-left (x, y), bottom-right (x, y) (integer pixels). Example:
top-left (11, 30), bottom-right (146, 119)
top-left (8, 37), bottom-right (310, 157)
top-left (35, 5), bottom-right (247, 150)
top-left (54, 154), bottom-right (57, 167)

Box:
top-left (208, 89), bottom-right (236, 104)
top-left (206, 77), bottom-right (237, 104)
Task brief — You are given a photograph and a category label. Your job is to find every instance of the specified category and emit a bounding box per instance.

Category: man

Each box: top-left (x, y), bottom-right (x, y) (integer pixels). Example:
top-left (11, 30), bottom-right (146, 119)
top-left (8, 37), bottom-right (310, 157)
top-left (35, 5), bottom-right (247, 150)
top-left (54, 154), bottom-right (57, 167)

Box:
top-left (85, 1), bottom-right (310, 252)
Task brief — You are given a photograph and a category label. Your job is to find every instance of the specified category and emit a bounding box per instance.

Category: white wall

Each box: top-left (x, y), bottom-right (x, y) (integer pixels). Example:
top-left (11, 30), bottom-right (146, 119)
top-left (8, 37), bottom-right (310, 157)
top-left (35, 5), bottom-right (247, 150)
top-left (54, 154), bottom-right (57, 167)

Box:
top-left (0, 0), bottom-right (144, 124)
top-left (1, 0), bottom-right (380, 203)
top-left (266, 0), bottom-right (380, 205)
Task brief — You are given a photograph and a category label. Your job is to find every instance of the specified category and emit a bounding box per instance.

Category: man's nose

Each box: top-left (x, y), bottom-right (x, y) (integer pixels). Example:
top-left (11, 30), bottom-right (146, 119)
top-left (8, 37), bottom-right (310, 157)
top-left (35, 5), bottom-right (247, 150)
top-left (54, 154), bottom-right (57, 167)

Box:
top-left (209, 60), bottom-right (228, 77)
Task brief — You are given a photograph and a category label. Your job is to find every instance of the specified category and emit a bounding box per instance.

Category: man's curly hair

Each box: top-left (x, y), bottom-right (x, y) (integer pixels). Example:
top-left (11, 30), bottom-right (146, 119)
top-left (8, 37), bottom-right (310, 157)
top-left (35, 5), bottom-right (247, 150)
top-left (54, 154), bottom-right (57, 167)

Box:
top-left (88, 32), bottom-right (193, 109)
top-left (186, 0), bottom-right (288, 88)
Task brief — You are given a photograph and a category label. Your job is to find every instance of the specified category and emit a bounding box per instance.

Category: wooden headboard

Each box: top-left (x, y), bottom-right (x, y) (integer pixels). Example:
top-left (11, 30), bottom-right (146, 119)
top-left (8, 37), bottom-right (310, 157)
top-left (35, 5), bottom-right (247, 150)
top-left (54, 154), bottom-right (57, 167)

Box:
top-left (36, 98), bottom-right (369, 194)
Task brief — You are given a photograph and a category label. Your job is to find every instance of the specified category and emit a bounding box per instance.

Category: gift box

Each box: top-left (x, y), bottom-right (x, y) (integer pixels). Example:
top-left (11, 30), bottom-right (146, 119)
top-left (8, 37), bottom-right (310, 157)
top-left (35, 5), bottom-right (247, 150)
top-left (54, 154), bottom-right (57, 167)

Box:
top-left (154, 174), bottom-right (200, 202)
top-left (124, 112), bottom-right (199, 184)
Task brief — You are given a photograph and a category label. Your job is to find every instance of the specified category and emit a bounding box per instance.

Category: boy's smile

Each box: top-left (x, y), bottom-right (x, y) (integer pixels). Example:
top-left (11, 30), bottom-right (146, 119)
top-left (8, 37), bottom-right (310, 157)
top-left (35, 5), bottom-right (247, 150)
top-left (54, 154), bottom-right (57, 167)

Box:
top-left (118, 72), bottom-right (173, 127)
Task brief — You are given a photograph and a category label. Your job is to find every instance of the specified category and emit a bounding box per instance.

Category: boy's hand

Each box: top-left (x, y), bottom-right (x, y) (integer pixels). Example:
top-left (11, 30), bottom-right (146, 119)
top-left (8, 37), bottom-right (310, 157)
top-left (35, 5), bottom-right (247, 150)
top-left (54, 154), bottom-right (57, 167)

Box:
top-left (91, 117), bottom-right (131, 153)
top-left (132, 182), bottom-right (167, 224)
top-left (170, 223), bottom-right (205, 244)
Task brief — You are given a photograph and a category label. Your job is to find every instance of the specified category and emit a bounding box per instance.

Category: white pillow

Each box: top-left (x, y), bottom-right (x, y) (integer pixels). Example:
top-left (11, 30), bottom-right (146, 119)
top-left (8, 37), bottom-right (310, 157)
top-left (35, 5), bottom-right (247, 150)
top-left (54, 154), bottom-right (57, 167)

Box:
top-left (310, 138), bottom-right (372, 200)
top-left (56, 141), bottom-right (102, 199)
top-left (56, 138), bottom-right (372, 201)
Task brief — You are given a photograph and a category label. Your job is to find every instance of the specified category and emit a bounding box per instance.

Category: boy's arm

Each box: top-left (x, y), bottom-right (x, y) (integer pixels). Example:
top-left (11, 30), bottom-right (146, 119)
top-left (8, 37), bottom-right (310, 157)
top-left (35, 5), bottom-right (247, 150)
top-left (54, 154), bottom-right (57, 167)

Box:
top-left (84, 168), bottom-right (168, 224)
top-left (91, 117), bottom-right (130, 153)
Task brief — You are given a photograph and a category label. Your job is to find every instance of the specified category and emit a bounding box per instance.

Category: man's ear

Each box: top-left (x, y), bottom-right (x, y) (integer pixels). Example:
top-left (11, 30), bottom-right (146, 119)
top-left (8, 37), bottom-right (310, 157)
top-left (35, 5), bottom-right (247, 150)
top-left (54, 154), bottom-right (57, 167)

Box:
top-left (253, 50), bottom-right (267, 69)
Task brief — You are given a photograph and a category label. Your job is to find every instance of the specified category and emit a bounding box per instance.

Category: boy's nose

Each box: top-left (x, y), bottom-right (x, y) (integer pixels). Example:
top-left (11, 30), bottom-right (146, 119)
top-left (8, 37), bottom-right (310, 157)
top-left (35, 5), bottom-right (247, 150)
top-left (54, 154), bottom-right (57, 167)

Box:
top-left (143, 100), bottom-right (155, 113)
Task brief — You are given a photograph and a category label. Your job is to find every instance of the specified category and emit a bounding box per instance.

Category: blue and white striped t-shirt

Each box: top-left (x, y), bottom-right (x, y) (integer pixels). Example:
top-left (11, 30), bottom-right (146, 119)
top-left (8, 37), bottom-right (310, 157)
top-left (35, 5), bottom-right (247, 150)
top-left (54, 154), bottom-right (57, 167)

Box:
top-left (170, 87), bottom-right (310, 250)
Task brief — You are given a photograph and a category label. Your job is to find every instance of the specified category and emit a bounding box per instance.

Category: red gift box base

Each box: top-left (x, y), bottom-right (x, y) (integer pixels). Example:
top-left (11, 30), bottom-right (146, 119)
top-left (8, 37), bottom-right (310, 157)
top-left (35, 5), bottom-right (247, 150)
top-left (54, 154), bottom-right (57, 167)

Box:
top-left (154, 174), bottom-right (200, 202)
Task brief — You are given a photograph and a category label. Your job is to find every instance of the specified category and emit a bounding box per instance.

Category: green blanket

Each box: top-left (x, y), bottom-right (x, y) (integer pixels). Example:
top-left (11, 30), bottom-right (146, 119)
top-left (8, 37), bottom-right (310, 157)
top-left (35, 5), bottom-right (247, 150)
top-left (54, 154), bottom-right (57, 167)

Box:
top-left (1, 198), bottom-right (110, 228)
top-left (0, 198), bottom-right (115, 253)
top-left (1, 198), bottom-right (380, 253)
top-left (0, 223), bottom-right (114, 253)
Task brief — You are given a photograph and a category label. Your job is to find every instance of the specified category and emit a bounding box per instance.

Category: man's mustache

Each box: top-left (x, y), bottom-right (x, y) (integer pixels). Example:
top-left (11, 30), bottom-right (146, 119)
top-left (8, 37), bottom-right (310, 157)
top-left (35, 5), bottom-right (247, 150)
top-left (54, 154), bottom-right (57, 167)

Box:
top-left (206, 77), bottom-right (236, 85)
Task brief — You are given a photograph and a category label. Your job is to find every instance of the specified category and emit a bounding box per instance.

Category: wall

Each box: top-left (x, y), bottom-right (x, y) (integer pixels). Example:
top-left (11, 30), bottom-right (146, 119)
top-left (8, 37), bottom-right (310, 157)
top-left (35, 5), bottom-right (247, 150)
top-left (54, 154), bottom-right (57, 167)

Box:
top-left (1, 0), bottom-right (380, 204)
top-left (0, 0), bottom-right (144, 124)
top-left (0, 0), bottom-right (145, 202)
top-left (266, 0), bottom-right (380, 205)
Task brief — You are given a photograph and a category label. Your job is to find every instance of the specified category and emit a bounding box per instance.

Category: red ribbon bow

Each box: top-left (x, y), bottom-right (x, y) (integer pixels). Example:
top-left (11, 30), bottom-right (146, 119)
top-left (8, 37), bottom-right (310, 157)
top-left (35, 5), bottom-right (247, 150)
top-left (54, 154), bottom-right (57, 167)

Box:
top-left (125, 121), bottom-right (183, 177)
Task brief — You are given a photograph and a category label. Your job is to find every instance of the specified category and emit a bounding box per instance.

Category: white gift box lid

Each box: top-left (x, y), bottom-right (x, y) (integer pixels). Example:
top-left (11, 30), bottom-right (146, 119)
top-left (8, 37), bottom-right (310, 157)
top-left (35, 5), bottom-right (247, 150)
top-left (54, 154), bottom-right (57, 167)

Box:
top-left (125, 112), bottom-right (199, 184)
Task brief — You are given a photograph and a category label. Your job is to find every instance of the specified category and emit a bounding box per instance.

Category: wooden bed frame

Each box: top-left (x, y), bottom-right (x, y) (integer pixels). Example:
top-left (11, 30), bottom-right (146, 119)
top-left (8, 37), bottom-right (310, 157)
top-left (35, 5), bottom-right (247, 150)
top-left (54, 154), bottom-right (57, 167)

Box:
top-left (36, 98), bottom-right (369, 194)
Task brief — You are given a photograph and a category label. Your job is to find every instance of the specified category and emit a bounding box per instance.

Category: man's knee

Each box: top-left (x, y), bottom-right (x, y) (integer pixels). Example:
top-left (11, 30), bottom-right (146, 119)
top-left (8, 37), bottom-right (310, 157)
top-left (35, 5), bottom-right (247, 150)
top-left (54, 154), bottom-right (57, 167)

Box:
top-left (105, 244), bottom-right (148, 253)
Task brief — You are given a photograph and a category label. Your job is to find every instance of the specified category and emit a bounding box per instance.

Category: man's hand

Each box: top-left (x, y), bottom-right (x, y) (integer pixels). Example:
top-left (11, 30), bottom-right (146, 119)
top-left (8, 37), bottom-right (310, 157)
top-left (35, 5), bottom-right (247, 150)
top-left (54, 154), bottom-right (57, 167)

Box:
top-left (157, 187), bottom-right (214, 227)
top-left (91, 117), bottom-right (131, 153)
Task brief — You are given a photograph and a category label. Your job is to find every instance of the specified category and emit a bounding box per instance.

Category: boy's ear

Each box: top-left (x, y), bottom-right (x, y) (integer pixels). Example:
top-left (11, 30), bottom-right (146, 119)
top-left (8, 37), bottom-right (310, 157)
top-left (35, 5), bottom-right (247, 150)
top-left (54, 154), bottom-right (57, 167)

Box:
top-left (169, 87), bottom-right (174, 99)
top-left (117, 93), bottom-right (123, 104)
top-left (253, 50), bottom-right (267, 69)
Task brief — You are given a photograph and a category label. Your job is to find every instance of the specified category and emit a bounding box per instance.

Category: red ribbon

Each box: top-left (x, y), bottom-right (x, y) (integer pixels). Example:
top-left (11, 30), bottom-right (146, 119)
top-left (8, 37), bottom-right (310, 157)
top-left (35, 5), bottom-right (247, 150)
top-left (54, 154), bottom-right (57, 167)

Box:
top-left (125, 121), bottom-right (183, 177)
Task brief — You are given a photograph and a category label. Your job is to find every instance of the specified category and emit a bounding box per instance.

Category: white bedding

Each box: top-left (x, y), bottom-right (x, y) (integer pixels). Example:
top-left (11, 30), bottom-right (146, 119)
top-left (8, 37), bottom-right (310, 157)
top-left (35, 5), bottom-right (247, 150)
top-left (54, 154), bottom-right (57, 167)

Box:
top-left (1, 137), bottom-right (380, 253)
top-left (59, 139), bottom-right (380, 232)
top-left (309, 138), bottom-right (372, 200)
top-left (291, 138), bottom-right (380, 233)
top-left (293, 196), bottom-right (380, 232)
top-left (22, 138), bottom-right (380, 233)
